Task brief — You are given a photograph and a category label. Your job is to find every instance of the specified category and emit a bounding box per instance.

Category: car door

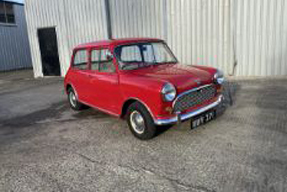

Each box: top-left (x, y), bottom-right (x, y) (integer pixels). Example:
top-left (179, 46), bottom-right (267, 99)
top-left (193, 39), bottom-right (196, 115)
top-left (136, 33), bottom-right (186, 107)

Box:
top-left (87, 48), bottom-right (121, 114)
top-left (69, 49), bottom-right (90, 103)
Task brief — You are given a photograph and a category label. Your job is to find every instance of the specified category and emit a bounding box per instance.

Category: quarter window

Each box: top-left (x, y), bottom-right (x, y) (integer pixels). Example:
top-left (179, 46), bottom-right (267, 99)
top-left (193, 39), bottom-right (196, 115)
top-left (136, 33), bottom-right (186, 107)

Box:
top-left (73, 50), bottom-right (88, 70)
top-left (0, 2), bottom-right (15, 24)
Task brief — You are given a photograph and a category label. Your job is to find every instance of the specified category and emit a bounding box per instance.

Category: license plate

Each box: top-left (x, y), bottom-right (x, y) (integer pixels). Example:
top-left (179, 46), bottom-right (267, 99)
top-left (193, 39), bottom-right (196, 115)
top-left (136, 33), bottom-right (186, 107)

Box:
top-left (191, 110), bottom-right (215, 129)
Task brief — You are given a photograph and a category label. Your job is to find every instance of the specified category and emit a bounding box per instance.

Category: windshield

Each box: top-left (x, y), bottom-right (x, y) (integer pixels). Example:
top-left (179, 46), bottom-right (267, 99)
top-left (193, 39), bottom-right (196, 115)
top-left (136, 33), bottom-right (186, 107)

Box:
top-left (114, 42), bottom-right (177, 70)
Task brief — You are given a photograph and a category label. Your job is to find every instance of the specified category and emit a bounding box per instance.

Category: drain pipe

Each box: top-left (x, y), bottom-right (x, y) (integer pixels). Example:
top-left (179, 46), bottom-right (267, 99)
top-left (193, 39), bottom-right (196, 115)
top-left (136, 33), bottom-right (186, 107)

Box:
top-left (230, 0), bottom-right (238, 76)
top-left (105, 0), bottom-right (113, 39)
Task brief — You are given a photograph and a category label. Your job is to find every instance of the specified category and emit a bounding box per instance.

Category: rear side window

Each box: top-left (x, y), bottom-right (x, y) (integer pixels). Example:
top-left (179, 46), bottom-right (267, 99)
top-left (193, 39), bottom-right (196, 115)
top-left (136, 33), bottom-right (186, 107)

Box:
top-left (73, 49), bottom-right (88, 70)
top-left (91, 49), bottom-right (100, 70)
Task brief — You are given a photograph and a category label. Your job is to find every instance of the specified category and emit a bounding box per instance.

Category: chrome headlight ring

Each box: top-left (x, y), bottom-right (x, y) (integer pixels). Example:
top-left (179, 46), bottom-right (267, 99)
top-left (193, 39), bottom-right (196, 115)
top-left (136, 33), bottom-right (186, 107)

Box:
top-left (214, 69), bottom-right (225, 84)
top-left (161, 83), bottom-right (176, 102)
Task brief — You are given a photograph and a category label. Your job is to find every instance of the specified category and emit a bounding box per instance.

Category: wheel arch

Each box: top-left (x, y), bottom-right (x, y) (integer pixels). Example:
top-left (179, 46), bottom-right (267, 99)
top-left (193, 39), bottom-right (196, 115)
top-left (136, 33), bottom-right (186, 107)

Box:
top-left (65, 83), bottom-right (79, 100)
top-left (66, 84), bottom-right (72, 93)
top-left (121, 98), bottom-right (155, 121)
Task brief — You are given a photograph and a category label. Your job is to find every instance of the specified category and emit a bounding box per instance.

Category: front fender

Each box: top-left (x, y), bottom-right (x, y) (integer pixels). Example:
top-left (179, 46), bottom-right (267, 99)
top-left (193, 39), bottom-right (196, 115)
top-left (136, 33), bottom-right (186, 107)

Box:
top-left (119, 75), bottom-right (169, 119)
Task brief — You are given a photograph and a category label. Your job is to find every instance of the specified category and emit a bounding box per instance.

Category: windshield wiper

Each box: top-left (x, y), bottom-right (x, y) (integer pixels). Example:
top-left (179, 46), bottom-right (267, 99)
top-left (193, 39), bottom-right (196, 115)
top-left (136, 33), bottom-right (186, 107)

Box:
top-left (153, 61), bottom-right (177, 65)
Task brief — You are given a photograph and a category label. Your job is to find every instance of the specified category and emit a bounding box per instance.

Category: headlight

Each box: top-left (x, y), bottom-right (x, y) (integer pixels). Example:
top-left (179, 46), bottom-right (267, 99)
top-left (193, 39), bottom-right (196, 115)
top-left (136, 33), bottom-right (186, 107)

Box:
top-left (214, 69), bottom-right (224, 84)
top-left (161, 83), bottom-right (176, 102)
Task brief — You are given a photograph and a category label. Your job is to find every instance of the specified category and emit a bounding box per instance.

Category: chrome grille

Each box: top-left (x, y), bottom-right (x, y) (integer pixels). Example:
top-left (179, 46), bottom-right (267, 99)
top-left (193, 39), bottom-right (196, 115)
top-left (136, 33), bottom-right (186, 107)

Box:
top-left (173, 85), bottom-right (216, 112)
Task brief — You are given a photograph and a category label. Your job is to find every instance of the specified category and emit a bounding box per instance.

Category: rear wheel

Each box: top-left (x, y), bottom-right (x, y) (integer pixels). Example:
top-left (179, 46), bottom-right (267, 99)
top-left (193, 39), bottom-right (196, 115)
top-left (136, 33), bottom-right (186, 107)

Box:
top-left (126, 102), bottom-right (157, 140)
top-left (67, 87), bottom-right (87, 111)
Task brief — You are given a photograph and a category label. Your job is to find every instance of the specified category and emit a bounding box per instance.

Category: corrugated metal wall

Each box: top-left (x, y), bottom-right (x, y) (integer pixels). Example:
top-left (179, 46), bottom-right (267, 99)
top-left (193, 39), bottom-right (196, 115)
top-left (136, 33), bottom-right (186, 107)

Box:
top-left (109, 0), bottom-right (287, 76)
top-left (0, 4), bottom-right (32, 71)
top-left (25, 0), bottom-right (287, 77)
top-left (233, 0), bottom-right (287, 76)
top-left (103, 0), bottom-right (233, 75)
top-left (25, 0), bottom-right (108, 77)
top-left (109, 0), bottom-right (166, 40)
top-left (166, 0), bottom-right (233, 75)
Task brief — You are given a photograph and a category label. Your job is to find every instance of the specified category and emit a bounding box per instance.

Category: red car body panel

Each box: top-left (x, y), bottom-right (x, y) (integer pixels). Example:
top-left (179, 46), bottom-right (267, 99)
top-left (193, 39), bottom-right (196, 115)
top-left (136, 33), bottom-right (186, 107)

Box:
top-left (64, 38), bottom-right (222, 122)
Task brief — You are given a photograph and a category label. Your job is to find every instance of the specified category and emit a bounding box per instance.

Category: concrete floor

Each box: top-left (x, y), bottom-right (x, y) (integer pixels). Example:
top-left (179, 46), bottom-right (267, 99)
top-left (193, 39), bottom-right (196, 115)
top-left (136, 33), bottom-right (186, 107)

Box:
top-left (0, 70), bottom-right (286, 192)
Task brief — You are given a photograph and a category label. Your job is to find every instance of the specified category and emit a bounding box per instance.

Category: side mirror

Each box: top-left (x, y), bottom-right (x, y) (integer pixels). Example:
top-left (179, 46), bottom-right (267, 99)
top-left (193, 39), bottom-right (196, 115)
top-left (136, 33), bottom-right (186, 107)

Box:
top-left (106, 50), bottom-right (113, 61)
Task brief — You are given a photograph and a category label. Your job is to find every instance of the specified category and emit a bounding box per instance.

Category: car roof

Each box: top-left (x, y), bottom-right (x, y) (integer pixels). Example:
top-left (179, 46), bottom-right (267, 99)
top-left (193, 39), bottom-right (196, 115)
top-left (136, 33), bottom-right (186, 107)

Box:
top-left (74, 38), bottom-right (163, 49)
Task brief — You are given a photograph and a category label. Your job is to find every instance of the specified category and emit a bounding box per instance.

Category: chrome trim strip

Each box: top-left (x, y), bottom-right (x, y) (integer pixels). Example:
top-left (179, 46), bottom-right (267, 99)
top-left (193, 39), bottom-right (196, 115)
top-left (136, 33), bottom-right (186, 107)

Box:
top-left (79, 99), bottom-right (120, 117)
top-left (172, 84), bottom-right (213, 109)
top-left (155, 95), bottom-right (223, 125)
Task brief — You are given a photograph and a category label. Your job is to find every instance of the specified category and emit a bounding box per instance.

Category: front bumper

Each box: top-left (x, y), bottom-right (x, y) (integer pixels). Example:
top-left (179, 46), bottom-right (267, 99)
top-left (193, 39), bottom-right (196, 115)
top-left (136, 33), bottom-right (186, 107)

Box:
top-left (154, 95), bottom-right (223, 125)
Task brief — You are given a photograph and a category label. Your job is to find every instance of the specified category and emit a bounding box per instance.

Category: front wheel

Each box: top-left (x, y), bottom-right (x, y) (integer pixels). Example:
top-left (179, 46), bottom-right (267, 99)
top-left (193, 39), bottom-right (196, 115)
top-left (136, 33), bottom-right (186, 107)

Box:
top-left (126, 102), bottom-right (157, 140)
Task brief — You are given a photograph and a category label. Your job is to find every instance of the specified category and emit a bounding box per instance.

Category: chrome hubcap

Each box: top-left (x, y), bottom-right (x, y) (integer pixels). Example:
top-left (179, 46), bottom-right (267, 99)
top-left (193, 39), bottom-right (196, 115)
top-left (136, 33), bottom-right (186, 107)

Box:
top-left (69, 91), bottom-right (77, 107)
top-left (130, 110), bottom-right (145, 134)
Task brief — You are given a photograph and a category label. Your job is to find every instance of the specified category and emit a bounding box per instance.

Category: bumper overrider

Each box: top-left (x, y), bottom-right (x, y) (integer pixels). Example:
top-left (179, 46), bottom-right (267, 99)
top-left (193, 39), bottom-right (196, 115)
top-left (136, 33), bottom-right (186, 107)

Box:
top-left (154, 95), bottom-right (223, 125)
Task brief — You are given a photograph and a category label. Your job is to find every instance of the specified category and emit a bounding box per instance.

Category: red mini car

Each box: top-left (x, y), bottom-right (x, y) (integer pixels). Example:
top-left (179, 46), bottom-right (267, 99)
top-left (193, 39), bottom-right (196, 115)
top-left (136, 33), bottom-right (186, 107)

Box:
top-left (64, 38), bottom-right (224, 140)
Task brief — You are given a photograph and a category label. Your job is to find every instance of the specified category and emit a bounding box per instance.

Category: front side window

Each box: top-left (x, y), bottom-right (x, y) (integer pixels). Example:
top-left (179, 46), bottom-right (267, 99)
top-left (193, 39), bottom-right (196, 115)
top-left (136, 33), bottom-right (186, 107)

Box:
top-left (114, 42), bottom-right (177, 70)
top-left (73, 49), bottom-right (88, 70)
top-left (0, 2), bottom-right (15, 24)
top-left (120, 45), bottom-right (142, 62)
top-left (91, 49), bottom-right (115, 73)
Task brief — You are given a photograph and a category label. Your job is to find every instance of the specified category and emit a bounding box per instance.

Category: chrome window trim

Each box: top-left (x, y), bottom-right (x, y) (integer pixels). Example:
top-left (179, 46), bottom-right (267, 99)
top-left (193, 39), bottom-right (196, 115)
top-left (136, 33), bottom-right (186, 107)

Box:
top-left (172, 84), bottom-right (213, 110)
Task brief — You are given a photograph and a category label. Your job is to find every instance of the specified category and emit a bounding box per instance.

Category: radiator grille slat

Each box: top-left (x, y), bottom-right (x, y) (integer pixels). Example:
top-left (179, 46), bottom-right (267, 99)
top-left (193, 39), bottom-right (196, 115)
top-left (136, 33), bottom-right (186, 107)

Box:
top-left (173, 85), bottom-right (216, 112)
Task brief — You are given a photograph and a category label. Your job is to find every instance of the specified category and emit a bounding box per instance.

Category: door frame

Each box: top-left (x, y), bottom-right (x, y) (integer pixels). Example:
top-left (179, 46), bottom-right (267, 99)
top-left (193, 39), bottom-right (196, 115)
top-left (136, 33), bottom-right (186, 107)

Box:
top-left (37, 26), bottom-right (62, 77)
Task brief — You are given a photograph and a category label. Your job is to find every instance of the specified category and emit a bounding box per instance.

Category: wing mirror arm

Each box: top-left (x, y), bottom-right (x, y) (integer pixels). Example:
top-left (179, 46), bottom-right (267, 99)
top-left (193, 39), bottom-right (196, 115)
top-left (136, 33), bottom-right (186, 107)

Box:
top-left (106, 51), bottom-right (114, 61)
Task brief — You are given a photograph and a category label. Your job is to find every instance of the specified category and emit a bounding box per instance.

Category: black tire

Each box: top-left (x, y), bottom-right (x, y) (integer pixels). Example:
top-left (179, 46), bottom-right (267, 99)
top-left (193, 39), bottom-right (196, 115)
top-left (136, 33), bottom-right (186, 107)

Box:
top-left (67, 87), bottom-right (87, 111)
top-left (126, 101), bottom-right (157, 140)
